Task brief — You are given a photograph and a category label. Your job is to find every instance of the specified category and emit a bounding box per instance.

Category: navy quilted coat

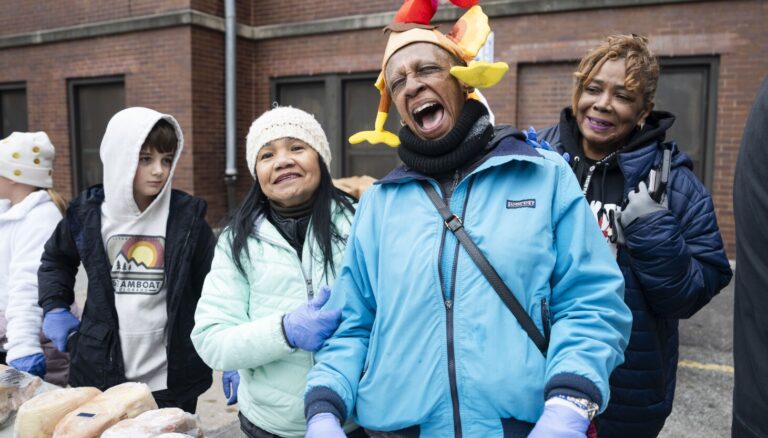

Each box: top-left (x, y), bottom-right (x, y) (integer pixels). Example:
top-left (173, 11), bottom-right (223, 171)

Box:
top-left (539, 109), bottom-right (732, 437)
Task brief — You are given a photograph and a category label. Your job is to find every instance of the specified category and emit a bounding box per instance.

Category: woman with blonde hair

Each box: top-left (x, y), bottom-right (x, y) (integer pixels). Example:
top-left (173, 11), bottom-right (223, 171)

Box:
top-left (0, 131), bottom-right (70, 385)
top-left (538, 34), bottom-right (732, 437)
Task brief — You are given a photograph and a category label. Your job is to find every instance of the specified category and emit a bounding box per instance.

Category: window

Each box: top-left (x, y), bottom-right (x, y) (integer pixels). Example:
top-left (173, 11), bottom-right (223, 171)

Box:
top-left (68, 77), bottom-right (125, 192)
top-left (0, 83), bottom-right (28, 138)
top-left (655, 57), bottom-right (718, 187)
top-left (273, 74), bottom-right (402, 179)
top-left (342, 77), bottom-right (402, 178)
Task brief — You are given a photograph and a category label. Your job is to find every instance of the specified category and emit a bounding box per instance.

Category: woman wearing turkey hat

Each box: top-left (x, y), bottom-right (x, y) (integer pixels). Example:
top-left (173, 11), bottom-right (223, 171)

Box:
top-left (303, 2), bottom-right (632, 437)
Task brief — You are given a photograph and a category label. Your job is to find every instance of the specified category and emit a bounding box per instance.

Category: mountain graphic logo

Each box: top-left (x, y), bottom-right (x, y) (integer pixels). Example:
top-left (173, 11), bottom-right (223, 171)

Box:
top-left (107, 235), bottom-right (166, 295)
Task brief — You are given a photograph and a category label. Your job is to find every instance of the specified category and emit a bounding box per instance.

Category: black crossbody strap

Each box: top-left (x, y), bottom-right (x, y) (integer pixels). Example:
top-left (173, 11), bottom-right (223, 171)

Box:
top-left (419, 180), bottom-right (549, 356)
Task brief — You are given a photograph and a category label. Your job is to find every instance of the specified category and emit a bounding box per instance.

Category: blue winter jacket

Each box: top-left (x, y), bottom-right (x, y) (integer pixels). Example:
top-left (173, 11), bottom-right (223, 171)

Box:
top-left (539, 110), bottom-right (732, 437)
top-left (305, 132), bottom-right (632, 437)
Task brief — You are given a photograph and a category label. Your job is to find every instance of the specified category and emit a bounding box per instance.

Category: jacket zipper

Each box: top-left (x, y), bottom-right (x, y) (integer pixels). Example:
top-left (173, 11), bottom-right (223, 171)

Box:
top-left (439, 171), bottom-right (472, 438)
top-left (255, 228), bottom-right (315, 362)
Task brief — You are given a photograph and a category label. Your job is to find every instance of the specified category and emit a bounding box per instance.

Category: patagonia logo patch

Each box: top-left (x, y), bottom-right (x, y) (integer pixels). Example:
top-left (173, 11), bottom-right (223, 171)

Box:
top-left (507, 199), bottom-right (536, 209)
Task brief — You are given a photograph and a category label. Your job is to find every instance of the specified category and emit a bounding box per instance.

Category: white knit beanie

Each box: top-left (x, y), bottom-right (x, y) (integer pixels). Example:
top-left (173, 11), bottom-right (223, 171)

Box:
top-left (246, 106), bottom-right (331, 179)
top-left (0, 131), bottom-right (55, 188)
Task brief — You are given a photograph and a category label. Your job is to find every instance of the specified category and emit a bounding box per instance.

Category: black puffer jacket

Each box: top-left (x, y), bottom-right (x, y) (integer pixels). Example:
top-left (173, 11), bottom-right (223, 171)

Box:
top-left (38, 185), bottom-right (214, 401)
top-left (540, 109), bottom-right (732, 437)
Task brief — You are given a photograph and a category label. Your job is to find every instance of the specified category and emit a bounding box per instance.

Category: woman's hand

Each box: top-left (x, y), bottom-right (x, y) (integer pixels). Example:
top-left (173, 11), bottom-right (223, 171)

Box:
top-left (222, 370), bottom-right (240, 405)
top-left (282, 286), bottom-right (342, 352)
top-left (306, 413), bottom-right (346, 438)
top-left (529, 399), bottom-right (591, 438)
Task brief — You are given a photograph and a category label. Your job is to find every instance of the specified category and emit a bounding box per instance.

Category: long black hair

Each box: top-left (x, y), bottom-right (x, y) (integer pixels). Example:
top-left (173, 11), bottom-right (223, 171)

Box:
top-left (226, 156), bottom-right (356, 278)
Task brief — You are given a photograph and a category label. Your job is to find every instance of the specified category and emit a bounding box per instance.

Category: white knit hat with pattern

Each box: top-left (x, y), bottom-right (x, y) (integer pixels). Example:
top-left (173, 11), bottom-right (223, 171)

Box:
top-left (246, 106), bottom-right (331, 179)
top-left (0, 131), bottom-right (55, 188)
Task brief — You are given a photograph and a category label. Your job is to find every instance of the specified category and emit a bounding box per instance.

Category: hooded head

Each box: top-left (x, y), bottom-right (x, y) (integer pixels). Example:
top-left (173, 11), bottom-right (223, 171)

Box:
top-left (99, 107), bottom-right (183, 216)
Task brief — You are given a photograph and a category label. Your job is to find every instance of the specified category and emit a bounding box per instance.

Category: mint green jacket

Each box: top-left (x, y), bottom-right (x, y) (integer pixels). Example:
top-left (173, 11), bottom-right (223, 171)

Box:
top-left (191, 205), bottom-right (355, 437)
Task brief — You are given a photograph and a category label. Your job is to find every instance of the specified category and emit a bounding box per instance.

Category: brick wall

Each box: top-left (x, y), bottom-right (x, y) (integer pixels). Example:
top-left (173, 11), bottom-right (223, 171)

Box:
top-left (248, 0), bottom-right (401, 26)
top-left (189, 27), bottom-right (260, 225)
top-left (0, 27), bottom-right (194, 201)
top-left (0, 0), bottom-right (191, 37)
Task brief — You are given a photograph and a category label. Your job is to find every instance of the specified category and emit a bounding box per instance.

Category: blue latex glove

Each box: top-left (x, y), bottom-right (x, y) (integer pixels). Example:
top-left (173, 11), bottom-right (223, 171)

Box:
top-left (524, 126), bottom-right (553, 151)
top-left (222, 370), bottom-right (240, 405)
top-left (42, 308), bottom-right (80, 352)
top-left (282, 286), bottom-right (341, 352)
top-left (528, 400), bottom-right (590, 438)
top-left (9, 353), bottom-right (47, 377)
top-left (306, 413), bottom-right (345, 438)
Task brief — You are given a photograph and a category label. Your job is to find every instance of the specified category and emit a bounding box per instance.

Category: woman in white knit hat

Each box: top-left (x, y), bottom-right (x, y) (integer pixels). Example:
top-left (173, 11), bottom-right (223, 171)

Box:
top-left (191, 106), bottom-right (364, 438)
top-left (0, 131), bottom-right (70, 385)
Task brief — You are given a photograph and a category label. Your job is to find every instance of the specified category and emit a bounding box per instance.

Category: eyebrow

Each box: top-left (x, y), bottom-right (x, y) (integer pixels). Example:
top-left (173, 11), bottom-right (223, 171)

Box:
top-left (590, 78), bottom-right (628, 91)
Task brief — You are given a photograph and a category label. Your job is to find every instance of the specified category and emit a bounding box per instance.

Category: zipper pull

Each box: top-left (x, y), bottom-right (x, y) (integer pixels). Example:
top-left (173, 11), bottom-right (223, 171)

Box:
top-left (306, 279), bottom-right (314, 300)
top-left (451, 170), bottom-right (460, 193)
top-left (445, 300), bottom-right (453, 310)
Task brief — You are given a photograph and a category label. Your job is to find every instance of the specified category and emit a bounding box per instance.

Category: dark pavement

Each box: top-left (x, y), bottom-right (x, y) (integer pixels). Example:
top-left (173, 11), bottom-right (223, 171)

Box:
top-left (660, 272), bottom-right (735, 437)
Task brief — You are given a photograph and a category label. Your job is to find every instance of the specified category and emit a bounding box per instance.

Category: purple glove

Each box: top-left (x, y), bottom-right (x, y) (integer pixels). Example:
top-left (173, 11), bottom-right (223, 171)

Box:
top-left (42, 308), bottom-right (80, 353)
top-left (306, 413), bottom-right (345, 438)
top-left (9, 353), bottom-right (47, 377)
top-left (282, 286), bottom-right (341, 352)
top-left (528, 400), bottom-right (590, 438)
top-left (222, 370), bottom-right (240, 405)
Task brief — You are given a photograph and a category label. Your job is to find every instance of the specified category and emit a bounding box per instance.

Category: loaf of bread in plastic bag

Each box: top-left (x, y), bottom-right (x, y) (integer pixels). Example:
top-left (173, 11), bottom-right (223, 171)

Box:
top-left (101, 408), bottom-right (203, 438)
top-left (14, 386), bottom-right (102, 438)
top-left (0, 365), bottom-right (42, 425)
top-left (52, 382), bottom-right (157, 438)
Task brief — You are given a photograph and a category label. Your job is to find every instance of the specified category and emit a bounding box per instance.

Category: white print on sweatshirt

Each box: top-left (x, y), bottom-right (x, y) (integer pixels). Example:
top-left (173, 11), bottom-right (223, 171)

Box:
top-left (98, 107), bottom-right (184, 391)
top-left (0, 191), bottom-right (61, 362)
top-left (108, 235), bottom-right (165, 294)
top-left (590, 200), bottom-right (620, 258)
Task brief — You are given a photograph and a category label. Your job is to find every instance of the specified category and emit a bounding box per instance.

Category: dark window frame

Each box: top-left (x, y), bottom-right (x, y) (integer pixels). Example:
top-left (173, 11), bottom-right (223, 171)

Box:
top-left (272, 72), bottom-right (399, 178)
top-left (67, 75), bottom-right (125, 193)
top-left (0, 81), bottom-right (28, 138)
top-left (271, 75), bottom-right (343, 176)
top-left (658, 56), bottom-right (719, 189)
top-left (340, 72), bottom-right (401, 178)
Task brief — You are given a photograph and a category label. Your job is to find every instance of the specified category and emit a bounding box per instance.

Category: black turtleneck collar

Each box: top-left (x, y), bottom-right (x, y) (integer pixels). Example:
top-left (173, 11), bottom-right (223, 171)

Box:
top-left (269, 198), bottom-right (314, 219)
top-left (267, 198), bottom-right (314, 258)
top-left (397, 99), bottom-right (493, 176)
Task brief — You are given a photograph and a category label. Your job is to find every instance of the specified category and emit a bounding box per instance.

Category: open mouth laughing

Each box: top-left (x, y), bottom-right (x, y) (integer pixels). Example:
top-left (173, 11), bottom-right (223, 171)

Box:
top-left (412, 101), bottom-right (445, 135)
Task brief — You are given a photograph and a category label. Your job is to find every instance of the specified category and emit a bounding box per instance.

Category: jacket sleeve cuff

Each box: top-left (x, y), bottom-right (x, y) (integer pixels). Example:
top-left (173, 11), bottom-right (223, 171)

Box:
top-left (41, 299), bottom-right (71, 315)
top-left (544, 372), bottom-right (603, 407)
top-left (305, 386), bottom-right (347, 423)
